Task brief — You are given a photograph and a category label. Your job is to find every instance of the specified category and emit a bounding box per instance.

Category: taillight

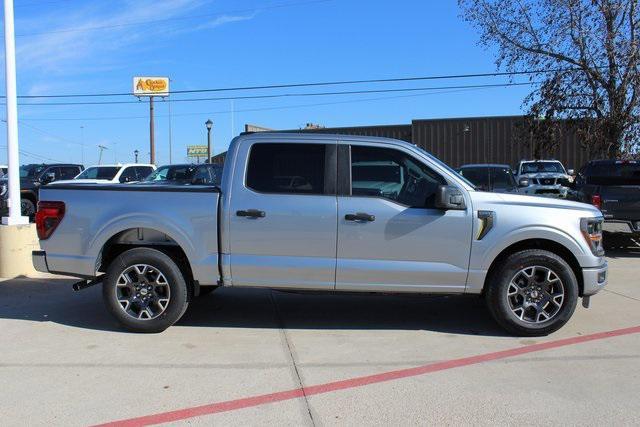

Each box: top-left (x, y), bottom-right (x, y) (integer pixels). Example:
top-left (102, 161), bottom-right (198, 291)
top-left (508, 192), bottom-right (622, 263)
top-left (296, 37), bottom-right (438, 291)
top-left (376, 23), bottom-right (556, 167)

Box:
top-left (36, 201), bottom-right (65, 240)
top-left (591, 194), bottom-right (602, 209)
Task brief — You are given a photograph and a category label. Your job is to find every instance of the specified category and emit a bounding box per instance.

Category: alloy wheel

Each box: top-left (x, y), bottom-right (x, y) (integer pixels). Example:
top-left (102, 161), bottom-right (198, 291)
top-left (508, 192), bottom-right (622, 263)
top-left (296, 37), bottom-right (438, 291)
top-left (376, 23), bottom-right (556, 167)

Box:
top-left (507, 265), bottom-right (565, 323)
top-left (115, 264), bottom-right (171, 320)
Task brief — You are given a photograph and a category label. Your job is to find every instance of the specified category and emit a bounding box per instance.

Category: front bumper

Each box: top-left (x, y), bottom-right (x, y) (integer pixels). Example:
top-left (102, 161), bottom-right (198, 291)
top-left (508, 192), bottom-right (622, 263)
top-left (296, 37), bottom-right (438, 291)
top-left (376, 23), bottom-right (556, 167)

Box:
top-left (32, 250), bottom-right (49, 273)
top-left (521, 185), bottom-right (569, 198)
top-left (582, 261), bottom-right (608, 296)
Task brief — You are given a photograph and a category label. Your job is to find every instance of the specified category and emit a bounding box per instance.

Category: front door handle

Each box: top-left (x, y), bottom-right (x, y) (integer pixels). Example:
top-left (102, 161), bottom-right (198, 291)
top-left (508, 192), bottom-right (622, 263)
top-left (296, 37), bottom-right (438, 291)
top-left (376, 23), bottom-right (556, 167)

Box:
top-left (345, 212), bottom-right (375, 222)
top-left (237, 209), bottom-right (266, 218)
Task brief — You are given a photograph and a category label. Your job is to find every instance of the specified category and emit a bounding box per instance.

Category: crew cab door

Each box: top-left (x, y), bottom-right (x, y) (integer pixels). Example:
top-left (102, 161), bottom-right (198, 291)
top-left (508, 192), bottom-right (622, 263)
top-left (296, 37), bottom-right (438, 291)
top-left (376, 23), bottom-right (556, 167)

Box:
top-left (227, 140), bottom-right (337, 290)
top-left (335, 143), bottom-right (472, 293)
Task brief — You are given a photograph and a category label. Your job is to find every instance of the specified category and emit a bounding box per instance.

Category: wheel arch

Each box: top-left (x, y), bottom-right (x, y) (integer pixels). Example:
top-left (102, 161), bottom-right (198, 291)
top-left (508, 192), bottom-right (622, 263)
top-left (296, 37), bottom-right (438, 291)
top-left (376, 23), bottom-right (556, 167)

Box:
top-left (483, 238), bottom-right (584, 296)
top-left (98, 227), bottom-right (194, 291)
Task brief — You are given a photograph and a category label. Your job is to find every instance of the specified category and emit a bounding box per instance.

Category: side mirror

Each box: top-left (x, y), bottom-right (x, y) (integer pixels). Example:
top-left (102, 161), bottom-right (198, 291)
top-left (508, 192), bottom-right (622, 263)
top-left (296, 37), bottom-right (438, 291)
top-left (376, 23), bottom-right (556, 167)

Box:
top-left (41, 172), bottom-right (56, 184)
top-left (518, 178), bottom-right (530, 187)
top-left (435, 185), bottom-right (466, 210)
top-left (567, 169), bottom-right (575, 176)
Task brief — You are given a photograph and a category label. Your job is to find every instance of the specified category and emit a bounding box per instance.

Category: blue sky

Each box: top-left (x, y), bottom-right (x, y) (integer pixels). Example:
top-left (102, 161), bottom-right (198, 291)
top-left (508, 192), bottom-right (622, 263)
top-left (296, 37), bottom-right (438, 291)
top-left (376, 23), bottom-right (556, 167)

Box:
top-left (0, 0), bottom-right (533, 166)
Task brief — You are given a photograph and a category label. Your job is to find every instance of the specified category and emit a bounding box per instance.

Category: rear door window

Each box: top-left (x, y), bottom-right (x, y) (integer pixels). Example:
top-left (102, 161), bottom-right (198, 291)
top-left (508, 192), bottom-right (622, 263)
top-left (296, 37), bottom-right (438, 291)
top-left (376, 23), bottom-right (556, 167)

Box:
top-left (246, 143), bottom-right (326, 195)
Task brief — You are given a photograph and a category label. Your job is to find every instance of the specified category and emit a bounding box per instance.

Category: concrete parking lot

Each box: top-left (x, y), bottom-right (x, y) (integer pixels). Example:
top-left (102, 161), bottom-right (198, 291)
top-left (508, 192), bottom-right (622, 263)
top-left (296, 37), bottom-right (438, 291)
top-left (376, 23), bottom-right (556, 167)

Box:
top-left (1, 241), bottom-right (639, 426)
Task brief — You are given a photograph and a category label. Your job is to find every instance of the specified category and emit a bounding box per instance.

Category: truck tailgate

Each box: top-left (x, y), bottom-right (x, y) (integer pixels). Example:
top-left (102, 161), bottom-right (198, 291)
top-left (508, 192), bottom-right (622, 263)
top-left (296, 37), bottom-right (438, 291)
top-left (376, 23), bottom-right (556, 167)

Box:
top-left (600, 185), bottom-right (640, 220)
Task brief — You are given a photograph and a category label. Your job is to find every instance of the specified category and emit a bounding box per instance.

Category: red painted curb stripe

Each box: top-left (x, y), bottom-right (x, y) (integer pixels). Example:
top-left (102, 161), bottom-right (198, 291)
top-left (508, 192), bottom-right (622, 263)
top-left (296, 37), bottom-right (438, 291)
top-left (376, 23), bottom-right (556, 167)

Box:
top-left (95, 325), bottom-right (640, 427)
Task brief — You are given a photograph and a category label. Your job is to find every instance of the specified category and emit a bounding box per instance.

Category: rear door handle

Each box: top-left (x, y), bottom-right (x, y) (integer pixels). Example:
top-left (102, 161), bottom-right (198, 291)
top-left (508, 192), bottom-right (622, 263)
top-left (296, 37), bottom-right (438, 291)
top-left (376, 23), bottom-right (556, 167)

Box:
top-left (236, 209), bottom-right (266, 218)
top-left (345, 212), bottom-right (375, 222)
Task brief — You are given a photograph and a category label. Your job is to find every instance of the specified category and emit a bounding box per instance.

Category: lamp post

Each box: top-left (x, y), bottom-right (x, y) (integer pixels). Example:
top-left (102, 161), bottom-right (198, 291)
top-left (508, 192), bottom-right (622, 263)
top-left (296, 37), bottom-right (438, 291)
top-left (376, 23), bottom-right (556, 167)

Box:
top-left (205, 119), bottom-right (213, 163)
top-left (134, 149), bottom-right (139, 164)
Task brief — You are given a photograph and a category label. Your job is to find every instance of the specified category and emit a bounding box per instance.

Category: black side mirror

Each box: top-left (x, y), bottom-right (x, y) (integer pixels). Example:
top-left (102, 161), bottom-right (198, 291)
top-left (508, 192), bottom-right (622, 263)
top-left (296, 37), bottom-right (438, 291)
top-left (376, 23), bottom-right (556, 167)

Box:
top-left (518, 178), bottom-right (530, 187)
top-left (435, 185), bottom-right (466, 210)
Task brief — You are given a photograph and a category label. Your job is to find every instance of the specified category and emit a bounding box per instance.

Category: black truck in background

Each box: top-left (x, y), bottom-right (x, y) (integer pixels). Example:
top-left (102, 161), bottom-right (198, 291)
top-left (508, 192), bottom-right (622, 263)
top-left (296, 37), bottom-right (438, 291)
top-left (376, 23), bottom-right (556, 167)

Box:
top-left (0, 163), bottom-right (84, 218)
top-left (573, 160), bottom-right (640, 237)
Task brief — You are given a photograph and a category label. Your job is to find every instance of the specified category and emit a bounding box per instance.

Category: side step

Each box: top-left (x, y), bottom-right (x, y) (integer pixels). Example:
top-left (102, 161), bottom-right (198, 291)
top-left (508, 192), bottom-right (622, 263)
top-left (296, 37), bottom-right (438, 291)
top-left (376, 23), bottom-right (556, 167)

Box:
top-left (72, 275), bottom-right (105, 291)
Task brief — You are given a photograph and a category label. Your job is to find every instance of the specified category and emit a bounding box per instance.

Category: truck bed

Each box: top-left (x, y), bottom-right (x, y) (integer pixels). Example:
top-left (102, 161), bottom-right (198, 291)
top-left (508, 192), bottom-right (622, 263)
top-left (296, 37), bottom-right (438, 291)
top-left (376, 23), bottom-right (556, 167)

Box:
top-left (37, 184), bottom-right (221, 285)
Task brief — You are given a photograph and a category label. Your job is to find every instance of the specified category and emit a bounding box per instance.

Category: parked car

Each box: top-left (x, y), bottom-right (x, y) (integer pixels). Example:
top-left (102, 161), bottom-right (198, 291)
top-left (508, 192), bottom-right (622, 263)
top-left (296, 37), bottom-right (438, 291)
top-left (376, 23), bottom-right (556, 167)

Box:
top-left (457, 164), bottom-right (520, 193)
top-left (515, 160), bottom-right (573, 198)
top-left (33, 133), bottom-right (606, 336)
top-left (0, 165), bottom-right (7, 175)
top-left (143, 163), bottom-right (222, 185)
top-left (0, 163), bottom-right (83, 217)
top-left (52, 164), bottom-right (156, 185)
top-left (573, 159), bottom-right (640, 236)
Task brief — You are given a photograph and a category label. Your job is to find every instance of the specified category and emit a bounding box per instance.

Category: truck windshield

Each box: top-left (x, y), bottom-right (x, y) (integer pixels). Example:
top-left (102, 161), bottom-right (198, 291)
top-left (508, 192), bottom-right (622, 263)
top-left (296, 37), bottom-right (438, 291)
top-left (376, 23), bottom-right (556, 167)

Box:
top-left (521, 162), bottom-right (565, 174)
top-left (145, 165), bottom-right (197, 182)
top-left (76, 166), bottom-right (120, 180)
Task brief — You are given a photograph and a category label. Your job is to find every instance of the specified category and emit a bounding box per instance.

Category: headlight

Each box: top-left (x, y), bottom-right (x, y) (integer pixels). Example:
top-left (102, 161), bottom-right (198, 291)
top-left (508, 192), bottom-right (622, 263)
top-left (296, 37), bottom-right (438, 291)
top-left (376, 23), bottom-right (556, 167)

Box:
top-left (580, 217), bottom-right (604, 256)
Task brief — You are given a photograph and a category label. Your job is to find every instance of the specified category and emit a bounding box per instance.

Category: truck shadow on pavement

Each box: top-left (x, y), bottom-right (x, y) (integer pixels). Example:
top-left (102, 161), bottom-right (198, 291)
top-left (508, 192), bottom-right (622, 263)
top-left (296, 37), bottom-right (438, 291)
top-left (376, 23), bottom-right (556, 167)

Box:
top-left (603, 232), bottom-right (640, 258)
top-left (0, 278), bottom-right (507, 336)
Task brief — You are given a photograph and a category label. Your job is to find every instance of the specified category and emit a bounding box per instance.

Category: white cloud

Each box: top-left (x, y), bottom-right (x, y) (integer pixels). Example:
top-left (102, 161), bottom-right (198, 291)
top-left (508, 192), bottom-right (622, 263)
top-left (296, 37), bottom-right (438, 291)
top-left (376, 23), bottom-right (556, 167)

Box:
top-left (12, 0), bottom-right (254, 81)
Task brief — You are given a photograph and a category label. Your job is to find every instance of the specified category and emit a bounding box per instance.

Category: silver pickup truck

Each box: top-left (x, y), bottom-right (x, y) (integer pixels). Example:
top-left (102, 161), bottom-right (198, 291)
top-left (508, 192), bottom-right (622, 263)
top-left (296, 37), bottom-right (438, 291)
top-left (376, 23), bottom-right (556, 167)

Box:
top-left (33, 133), bottom-right (607, 336)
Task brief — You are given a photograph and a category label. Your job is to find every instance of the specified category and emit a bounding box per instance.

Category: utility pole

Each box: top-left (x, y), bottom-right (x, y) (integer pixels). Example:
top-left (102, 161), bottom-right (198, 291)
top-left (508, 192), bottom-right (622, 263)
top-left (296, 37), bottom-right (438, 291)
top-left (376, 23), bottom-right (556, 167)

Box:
top-left (98, 145), bottom-right (108, 165)
top-left (2, 0), bottom-right (28, 225)
top-left (149, 97), bottom-right (155, 164)
top-left (168, 98), bottom-right (173, 164)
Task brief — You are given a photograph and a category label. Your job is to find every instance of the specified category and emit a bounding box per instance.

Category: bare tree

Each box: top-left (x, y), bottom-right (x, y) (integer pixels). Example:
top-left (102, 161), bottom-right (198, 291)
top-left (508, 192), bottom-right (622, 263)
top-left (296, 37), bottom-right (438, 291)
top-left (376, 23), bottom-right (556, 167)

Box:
top-left (459, 0), bottom-right (640, 158)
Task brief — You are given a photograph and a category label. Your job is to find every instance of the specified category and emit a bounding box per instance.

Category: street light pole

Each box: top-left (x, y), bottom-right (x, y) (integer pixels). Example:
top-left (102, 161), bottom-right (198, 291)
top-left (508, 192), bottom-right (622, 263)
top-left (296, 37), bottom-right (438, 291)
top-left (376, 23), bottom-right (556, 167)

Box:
top-left (149, 97), bottom-right (155, 165)
top-left (2, 0), bottom-right (28, 225)
top-left (134, 150), bottom-right (139, 164)
top-left (205, 119), bottom-right (213, 163)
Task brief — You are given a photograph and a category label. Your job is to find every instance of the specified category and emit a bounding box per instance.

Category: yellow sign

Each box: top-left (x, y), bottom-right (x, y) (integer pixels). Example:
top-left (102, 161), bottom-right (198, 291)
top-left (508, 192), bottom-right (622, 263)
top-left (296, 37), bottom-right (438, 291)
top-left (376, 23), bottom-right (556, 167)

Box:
top-left (133, 77), bottom-right (169, 96)
top-left (187, 145), bottom-right (208, 158)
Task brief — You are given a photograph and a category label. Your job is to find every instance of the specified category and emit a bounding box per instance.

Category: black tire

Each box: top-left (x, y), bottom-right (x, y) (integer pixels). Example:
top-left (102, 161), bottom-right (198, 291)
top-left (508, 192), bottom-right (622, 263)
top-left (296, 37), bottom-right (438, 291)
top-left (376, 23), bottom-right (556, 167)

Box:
top-left (485, 249), bottom-right (578, 336)
top-left (103, 248), bottom-right (190, 333)
top-left (21, 198), bottom-right (35, 218)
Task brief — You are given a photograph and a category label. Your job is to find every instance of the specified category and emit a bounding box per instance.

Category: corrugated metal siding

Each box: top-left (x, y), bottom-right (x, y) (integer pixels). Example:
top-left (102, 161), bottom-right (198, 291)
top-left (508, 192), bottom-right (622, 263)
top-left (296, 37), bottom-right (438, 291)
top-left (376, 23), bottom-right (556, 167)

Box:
top-left (272, 116), bottom-right (595, 169)
top-left (292, 124), bottom-right (412, 142)
top-left (411, 116), bottom-right (591, 169)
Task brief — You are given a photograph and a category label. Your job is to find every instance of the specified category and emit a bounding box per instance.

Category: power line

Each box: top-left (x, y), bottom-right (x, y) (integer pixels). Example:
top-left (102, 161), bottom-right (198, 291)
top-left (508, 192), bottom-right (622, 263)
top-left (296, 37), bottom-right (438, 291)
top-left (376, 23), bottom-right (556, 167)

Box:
top-left (15, 0), bottom-right (331, 37)
top-left (8, 82), bottom-right (537, 106)
top-left (5, 68), bottom-right (569, 99)
top-left (16, 84), bottom-right (525, 122)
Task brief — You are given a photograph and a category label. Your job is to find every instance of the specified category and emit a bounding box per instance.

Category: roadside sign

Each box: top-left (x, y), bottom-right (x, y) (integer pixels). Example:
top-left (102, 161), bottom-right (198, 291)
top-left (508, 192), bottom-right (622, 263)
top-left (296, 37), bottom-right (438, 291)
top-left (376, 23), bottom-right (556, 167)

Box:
top-left (133, 77), bottom-right (169, 97)
top-left (187, 145), bottom-right (209, 158)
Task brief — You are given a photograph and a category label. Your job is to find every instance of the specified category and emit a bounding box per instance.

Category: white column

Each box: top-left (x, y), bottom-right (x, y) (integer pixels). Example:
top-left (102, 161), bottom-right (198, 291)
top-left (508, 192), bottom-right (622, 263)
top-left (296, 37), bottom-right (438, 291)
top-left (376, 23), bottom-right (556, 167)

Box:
top-left (2, 0), bottom-right (29, 226)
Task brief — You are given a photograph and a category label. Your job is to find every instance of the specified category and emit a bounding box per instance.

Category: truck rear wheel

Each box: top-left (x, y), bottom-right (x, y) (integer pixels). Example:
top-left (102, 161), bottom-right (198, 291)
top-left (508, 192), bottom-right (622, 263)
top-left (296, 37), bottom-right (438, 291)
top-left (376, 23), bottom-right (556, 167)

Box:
top-left (103, 248), bottom-right (190, 333)
top-left (485, 249), bottom-right (578, 336)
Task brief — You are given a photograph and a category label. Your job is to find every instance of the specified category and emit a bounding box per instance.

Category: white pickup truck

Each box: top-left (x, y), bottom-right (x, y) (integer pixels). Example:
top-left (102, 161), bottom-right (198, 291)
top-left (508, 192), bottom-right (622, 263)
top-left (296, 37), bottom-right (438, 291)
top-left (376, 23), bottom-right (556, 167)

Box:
top-left (33, 133), bottom-right (607, 336)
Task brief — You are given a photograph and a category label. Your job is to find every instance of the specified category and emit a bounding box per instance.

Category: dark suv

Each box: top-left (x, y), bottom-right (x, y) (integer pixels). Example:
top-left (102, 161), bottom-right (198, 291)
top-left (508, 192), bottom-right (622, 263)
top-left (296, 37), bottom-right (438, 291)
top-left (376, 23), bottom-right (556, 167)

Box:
top-left (573, 160), bottom-right (640, 236)
top-left (0, 163), bottom-right (84, 217)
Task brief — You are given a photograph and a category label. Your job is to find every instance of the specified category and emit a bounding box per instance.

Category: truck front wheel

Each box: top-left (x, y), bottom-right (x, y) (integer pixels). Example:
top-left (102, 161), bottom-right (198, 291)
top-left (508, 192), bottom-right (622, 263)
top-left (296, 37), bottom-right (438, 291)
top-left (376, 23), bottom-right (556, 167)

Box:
top-left (103, 248), bottom-right (190, 333)
top-left (485, 249), bottom-right (578, 336)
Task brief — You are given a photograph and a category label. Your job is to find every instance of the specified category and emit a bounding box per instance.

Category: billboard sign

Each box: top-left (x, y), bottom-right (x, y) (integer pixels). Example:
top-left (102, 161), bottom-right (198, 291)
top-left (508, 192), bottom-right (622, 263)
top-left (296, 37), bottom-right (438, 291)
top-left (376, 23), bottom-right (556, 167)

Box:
top-left (187, 145), bottom-right (209, 158)
top-left (133, 77), bottom-right (169, 97)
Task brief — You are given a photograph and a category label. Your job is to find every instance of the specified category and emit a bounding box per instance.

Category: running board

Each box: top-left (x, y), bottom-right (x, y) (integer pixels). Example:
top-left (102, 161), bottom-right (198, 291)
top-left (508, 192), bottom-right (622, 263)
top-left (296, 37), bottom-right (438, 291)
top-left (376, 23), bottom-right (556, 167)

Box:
top-left (72, 275), bottom-right (105, 291)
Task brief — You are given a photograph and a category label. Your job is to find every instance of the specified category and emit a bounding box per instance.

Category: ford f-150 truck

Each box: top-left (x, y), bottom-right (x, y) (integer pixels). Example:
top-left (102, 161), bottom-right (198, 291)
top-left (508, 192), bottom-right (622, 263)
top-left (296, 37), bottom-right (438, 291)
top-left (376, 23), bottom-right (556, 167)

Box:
top-left (33, 133), bottom-right (607, 336)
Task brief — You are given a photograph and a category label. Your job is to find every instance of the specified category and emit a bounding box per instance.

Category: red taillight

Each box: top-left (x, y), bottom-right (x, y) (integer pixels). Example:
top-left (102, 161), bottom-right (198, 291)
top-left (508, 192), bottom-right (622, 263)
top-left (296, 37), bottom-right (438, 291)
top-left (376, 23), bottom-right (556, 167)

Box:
top-left (591, 194), bottom-right (602, 209)
top-left (36, 201), bottom-right (65, 240)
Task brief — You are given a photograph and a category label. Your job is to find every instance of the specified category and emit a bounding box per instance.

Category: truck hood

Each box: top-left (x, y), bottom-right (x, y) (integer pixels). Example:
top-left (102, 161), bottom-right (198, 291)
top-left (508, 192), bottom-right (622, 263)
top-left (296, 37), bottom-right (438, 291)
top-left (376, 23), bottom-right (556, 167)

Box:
top-left (473, 191), bottom-right (601, 216)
